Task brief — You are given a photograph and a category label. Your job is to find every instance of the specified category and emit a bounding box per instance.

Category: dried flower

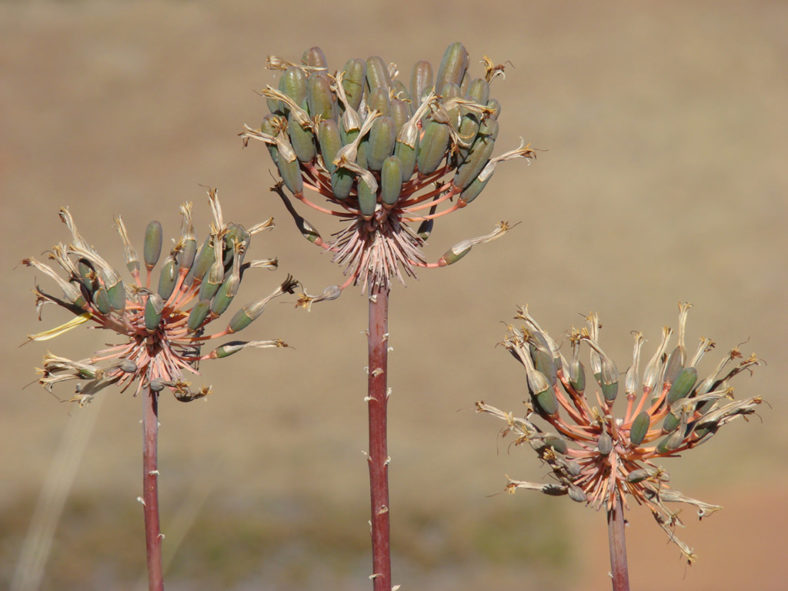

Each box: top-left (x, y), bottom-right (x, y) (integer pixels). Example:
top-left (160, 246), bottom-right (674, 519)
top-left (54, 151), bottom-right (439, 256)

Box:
top-left (241, 43), bottom-right (534, 297)
top-left (25, 188), bottom-right (296, 405)
top-left (477, 302), bottom-right (764, 562)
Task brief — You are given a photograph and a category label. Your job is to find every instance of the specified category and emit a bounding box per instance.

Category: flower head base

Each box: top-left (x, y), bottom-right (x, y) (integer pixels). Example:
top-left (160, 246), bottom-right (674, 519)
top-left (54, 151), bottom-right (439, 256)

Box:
top-left (477, 302), bottom-right (764, 562)
top-left (242, 43), bottom-right (534, 296)
top-left (25, 188), bottom-right (296, 405)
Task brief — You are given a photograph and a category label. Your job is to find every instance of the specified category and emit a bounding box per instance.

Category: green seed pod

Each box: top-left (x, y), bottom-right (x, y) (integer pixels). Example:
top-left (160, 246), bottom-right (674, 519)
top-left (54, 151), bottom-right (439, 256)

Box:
top-left (626, 469), bottom-right (650, 484)
top-left (534, 388), bottom-right (558, 417)
top-left (565, 460), bottom-right (582, 477)
top-left (466, 77), bottom-right (490, 105)
top-left (486, 98), bottom-right (502, 120)
top-left (188, 237), bottom-right (214, 285)
top-left (440, 82), bottom-right (462, 129)
top-left (394, 136), bottom-right (418, 181)
top-left (662, 411), bottom-right (680, 434)
top-left (667, 367), bottom-right (698, 404)
top-left (629, 410), bottom-right (650, 446)
top-left (187, 299), bottom-right (212, 332)
top-left (276, 154), bottom-right (304, 194)
top-left (453, 133), bottom-right (495, 189)
top-left (307, 73), bottom-right (336, 120)
top-left (340, 110), bottom-right (360, 146)
top-left (391, 79), bottom-right (411, 103)
top-left (260, 114), bottom-right (284, 164)
top-left (271, 67), bottom-right (307, 115)
top-left (597, 431), bottom-right (613, 456)
top-left (331, 168), bottom-right (355, 199)
top-left (416, 120), bottom-right (450, 174)
top-left (317, 119), bottom-right (342, 173)
top-left (458, 174), bottom-right (490, 205)
top-left (380, 155), bottom-right (403, 207)
top-left (157, 257), bottom-right (178, 300)
top-left (143, 221), bottom-right (163, 270)
top-left (366, 86), bottom-right (390, 117)
top-left (94, 286), bottom-right (111, 315)
top-left (568, 486), bottom-right (587, 503)
top-left (356, 140), bottom-right (369, 169)
top-left (357, 178), bottom-right (377, 219)
top-left (227, 295), bottom-right (271, 334)
top-left (211, 272), bottom-right (239, 315)
top-left (569, 359), bottom-right (586, 393)
top-left (106, 280), bottom-right (126, 312)
top-left (199, 247), bottom-right (224, 301)
top-left (287, 111), bottom-right (316, 162)
top-left (301, 46), bottom-right (327, 68)
top-left (439, 240), bottom-right (472, 266)
top-left (144, 293), bottom-right (165, 332)
top-left (478, 117), bottom-right (499, 140)
top-left (663, 346), bottom-right (684, 387)
top-left (530, 343), bottom-right (556, 386)
top-left (366, 116), bottom-right (396, 171)
top-left (179, 237), bottom-right (197, 274)
top-left (77, 259), bottom-right (97, 294)
top-left (341, 58), bottom-right (366, 111)
top-left (435, 42), bottom-right (469, 90)
top-left (390, 98), bottom-right (410, 132)
top-left (410, 59), bottom-right (433, 104)
top-left (656, 430), bottom-right (683, 453)
top-left (455, 115), bottom-right (480, 163)
top-left (544, 435), bottom-right (568, 454)
top-left (365, 55), bottom-right (391, 91)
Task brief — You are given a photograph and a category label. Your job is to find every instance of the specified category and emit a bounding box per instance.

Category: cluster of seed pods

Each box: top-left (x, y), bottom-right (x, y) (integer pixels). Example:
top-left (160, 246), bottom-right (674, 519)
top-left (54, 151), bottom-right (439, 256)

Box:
top-left (478, 303), bottom-right (763, 561)
top-left (242, 42), bottom-right (534, 293)
top-left (25, 190), bottom-right (295, 404)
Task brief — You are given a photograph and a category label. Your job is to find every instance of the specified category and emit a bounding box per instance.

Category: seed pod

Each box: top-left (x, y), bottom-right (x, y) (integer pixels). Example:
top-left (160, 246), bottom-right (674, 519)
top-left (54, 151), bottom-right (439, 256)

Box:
top-left (569, 359), bottom-right (586, 393)
top-left (453, 133), bottom-right (495, 189)
top-left (394, 132), bottom-right (418, 181)
top-left (662, 411), bottom-right (680, 434)
top-left (565, 460), bottom-right (582, 477)
top-left (667, 367), bottom-right (698, 405)
top-left (627, 469), bottom-right (650, 484)
top-left (568, 486), bottom-right (587, 503)
top-left (211, 269), bottom-right (240, 315)
top-left (341, 58), bottom-right (366, 111)
top-left (143, 221), bottom-right (163, 270)
top-left (276, 153), bottom-right (304, 194)
top-left (458, 174), bottom-right (490, 205)
top-left (77, 259), bottom-right (97, 294)
top-left (663, 346), bottom-right (684, 388)
top-left (416, 121), bottom-right (450, 174)
top-left (486, 98), bottom-right (502, 120)
top-left (657, 430), bottom-right (683, 453)
top-left (530, 343), bottom-right (556, 386)
top-left (366, 116), bottom-right (396, 171)
top-left (366, 86), bottom-right (390, 117)
top-left (188, 237), bottom-right (213, 285)
top-left (544, 435), bottom-right (568, 454)
top-left (144, 293), bottom-right (165, 332)
top-left (356, 140), bottom-right (369, 169)
top-left (410, 59), bottom-right (433, 104)
top-left (439, 82), bottom-right (462, 129)
top-left (357, 178), bottom-right (377, 219)
top-left (534, 387), bottom-right (558, 417)
top-left (94, 286), bottom-right (111, 315)
top-left (340, 108), bottom-right (361, 145)
top-left (455, 115), bottom-right (481, 163)
top-left (597, 431), bottom-right (613, 455)
top-left (179, 237), bottom-right (197, 274)
top-left (317, 119), bottom-right (342, 173)
top-left (157, 257), bottom-right (178, 300)
top-left (331, 169), bottom-right (355, 199)
top-left (380, 156), bottom-right (403, 207)
top-left (542, 484), bottom-right (567, 497)
top-left (478, 117), bottom-right (499, 140)
top-left (149, 379), bottom-right (166, 392)
top-left (390, 98), bottom-right (410, 132)
top-left (199, 243), bottom-right (224, 301)
top-left (287, 112), bottom-right (316, 162)
top-left (187, 299), bottom-right (211, 332)
top-left (435, 42), bottom-right (469, 90)
top-left (629, 410), bottom-right (650, 446)
top-left (307, 73), bottom-right (336, 120)
top-left (227, 295), bottom-right (273, 333)
top-left (366, 56), bottom-right (391, 91)
top-left (439, 240), bottom-right (471, 266)
top-left (106, 279), bottom-right (126, 312)
top-left (466, 77), bottom-right (490, 105)
top-left (391, 79), bottom-right (410, 103)
top-left (301, 46), bottom-right (327, 68)
top-left (271, 67), bottom-right (307, 115)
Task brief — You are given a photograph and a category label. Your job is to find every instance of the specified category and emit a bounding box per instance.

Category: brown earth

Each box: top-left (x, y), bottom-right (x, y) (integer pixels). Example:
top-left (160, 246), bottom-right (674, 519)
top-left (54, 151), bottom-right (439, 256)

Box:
top-left (1, 1), bottom-right (786, 590)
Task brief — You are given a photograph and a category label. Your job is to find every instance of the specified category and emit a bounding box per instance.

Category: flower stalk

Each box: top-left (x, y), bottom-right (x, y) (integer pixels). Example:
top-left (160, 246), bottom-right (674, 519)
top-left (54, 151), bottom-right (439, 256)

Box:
top-left (142, 384), bottom-right (164, 591)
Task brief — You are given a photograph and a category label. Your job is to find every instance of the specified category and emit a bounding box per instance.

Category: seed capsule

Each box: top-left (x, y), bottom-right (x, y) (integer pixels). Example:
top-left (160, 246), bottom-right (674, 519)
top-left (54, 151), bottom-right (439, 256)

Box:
top-left (365, 55), bottom-right (391, 91)
top-left (629, 410), bottom-right (650, 446)
top-left (410, 59), bottom-right (433, 104)
top-left (435, 42), bottom-right (469, 90)
top-left (157, 257), bottom-right (178, 300)
top-left (271, 67), bottom-right (307, 115)
top-left (568, 486), bottom-right (587, 503)
top-left (662, 411), bottom-right (680, 433)
top-left (105, 279), bottom-right (126, 312)
top-left (569, 359), bottom-right (586, 393)
top-left (657, 430), bottom-right (684, 453)
top-left (187, 299), bottom-right (211, 332)
top-left (366, 116), bottom-right (397, 171)
top-left (486, 98), bottom-right (502, 120)
top-left (544, 435), bottom-right (568, 454)
top-left (144, 293), bottom-right (165, 332)
top-left (453, 133), bottom-right (495, 189)
top-left (301, 46), bottom-right (327, 68)
top-left (331, 169), bottom-right (355, 199)
top-left (534, 387), bottom-right (558, 417)
top-left (317, 119), bottom-right (342, 173)
top-left (380, 156), bottom-right (403, 207)
top-left (179, 237), bottom-right (197, 274)
top-left (466, 77), bottom-right (490, 105)
top-left (439, 240), bottom-right (471, 266)
top-left (276, 153), bottom-right (304, 195)
top-left (357, 179), bottom-right (377, 219)
top-left (416, 120), bottom-right (450, 174)
top-left (663, 346), bottom-right (684, 387)
top-left (188, 237), bottom-right (213, 285)
top-left (341, 58), bottom-right (366, 111)
top-left (94, 286), bottom-right (111, 315)
top-left (626, 469), bottom-right (650, 483)
top-left (143, 221), bottom-right (163, 270)
top-left (597, 432), bottom-right (613, 455)
top-left (287, 112), bottom-right (316, 162)
top-left (667, 367), bottom-right (698, 404)
top-left (390, 98), bottom-right (410, 132)
top-left (367, 86), bottom-right (390, 116)
top-left (307, 73), bottom-right (336, 120)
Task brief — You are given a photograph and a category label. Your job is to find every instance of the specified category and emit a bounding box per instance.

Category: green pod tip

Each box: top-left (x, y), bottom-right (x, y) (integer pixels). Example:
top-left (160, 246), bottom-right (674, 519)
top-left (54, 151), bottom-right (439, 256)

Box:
top-left (143, 221), bottom-right (163, 269)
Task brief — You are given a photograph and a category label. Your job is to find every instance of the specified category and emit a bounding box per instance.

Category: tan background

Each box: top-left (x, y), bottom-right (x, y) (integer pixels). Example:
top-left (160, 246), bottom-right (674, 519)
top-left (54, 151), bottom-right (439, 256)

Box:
top-left (2, 1), bottom-right (786, 589)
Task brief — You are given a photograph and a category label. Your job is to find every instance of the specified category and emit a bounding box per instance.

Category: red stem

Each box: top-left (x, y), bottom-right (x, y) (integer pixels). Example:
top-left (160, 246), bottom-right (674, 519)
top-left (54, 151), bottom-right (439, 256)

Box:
top-left (607, 489), bottom-right (630, 591)
top-left (367, 288), bottom-right (392, 591)
top-left (142, 385), bottom-right (164, 591)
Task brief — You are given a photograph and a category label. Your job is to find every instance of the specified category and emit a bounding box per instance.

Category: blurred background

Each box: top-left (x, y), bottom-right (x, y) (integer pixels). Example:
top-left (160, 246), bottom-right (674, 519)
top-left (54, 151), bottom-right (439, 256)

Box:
top-left (2, 1), bottom-right (786, 589)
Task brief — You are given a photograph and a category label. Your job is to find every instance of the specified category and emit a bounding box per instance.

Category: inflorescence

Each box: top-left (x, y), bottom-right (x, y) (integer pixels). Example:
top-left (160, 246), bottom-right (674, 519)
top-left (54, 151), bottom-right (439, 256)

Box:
top-left (241, 42), bottom-right (534, 297)
top-left (477, 302), bottom-right (763, 562)
top-left (25, 188), bottom-right (296, 405)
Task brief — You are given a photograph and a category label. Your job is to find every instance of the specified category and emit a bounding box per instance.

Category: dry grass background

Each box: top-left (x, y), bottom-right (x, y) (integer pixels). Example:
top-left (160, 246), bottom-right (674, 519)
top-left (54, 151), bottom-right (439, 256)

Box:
top-left (1, 1), bottom-right (787, 589)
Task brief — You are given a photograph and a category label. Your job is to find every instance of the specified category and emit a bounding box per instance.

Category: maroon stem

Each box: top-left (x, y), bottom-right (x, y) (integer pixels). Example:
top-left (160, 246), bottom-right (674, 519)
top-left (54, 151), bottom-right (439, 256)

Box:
top-left (367, 288), bottom-right (392, 591)
top-left (142, 385), bottom-right (164, 591)
top-left (607, 489), bottom-right (630, 591)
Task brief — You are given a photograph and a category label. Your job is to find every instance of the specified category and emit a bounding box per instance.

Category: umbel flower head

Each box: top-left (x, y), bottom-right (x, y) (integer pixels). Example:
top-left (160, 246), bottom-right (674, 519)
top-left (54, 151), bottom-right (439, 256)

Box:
top-left (477, 303), bottom-right (764, 562)
top-left (24, 188), bottom-right (297, 405)
top-left (241, 42), bottom-right (534, 297)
